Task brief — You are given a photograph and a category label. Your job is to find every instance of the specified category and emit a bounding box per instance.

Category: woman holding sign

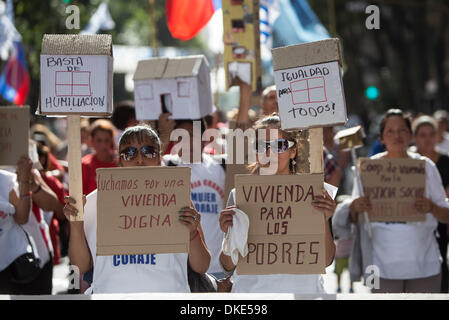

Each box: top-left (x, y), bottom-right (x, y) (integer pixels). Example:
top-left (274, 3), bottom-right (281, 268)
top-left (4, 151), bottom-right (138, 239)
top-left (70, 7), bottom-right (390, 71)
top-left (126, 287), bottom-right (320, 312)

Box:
top-left (64, 125), bottom-right (210, 293)
top-left (342, 109), bottom-right (449, 293)
top-left (218, 113), bottom-right (336, 293)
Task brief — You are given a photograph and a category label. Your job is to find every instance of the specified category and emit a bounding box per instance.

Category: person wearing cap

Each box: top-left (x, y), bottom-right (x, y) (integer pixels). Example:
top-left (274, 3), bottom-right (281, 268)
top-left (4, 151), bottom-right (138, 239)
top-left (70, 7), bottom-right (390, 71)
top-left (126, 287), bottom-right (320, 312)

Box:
top-left (433, 110), bottom-right (449, 154)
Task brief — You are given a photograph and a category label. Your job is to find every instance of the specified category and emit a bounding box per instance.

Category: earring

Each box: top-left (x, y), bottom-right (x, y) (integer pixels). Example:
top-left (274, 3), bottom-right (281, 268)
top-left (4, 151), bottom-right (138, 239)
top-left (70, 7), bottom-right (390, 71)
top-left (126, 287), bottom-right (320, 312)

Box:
top-left (291, 159), bottom-right (296, 166)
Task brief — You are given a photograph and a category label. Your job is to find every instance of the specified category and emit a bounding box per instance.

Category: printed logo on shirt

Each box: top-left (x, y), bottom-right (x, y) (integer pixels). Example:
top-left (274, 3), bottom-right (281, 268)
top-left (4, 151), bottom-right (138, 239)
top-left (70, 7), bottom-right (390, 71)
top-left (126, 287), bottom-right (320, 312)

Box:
top-left (112, 254), bottom-right (156, 267)
top-left (191, 179), bottom-right (224, 214)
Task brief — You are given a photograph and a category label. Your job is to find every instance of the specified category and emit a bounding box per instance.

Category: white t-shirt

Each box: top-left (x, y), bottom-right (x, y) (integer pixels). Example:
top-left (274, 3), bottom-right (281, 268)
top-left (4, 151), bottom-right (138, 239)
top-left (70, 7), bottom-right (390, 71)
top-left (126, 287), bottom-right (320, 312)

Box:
top-left (0, 170), bottom-right (35, 271)
top-left (163, 154), bottom-right (226, 274)
top-left (83, 190), bottom-right (190, 294)
top-left (22, 205), bottom-right (53, 268)
top-left (355, 152), bottom-right (449, 279)
top-left (225, 188), bottom-right (326, 293)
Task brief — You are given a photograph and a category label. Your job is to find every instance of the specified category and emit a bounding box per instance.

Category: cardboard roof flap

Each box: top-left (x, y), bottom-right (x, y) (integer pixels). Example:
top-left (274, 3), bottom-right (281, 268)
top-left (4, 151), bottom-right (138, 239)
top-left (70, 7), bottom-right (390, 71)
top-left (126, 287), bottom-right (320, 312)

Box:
top-left (133, 58), bottom-right (169, 80)
top-left (334, 125), bottom-right (366, 140)
top-left (133, 55), bottom-right (209, 81)
top-left (41, 34), bottom-right (113, 56)
top-left (271, 38), bottom-right (342, 71)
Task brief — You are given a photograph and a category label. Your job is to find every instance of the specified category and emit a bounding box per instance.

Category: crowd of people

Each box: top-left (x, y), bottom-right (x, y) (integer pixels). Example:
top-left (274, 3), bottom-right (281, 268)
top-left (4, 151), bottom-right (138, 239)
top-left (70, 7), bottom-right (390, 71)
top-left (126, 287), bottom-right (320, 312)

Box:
top-left (1, 77), bottom-right (449, 295)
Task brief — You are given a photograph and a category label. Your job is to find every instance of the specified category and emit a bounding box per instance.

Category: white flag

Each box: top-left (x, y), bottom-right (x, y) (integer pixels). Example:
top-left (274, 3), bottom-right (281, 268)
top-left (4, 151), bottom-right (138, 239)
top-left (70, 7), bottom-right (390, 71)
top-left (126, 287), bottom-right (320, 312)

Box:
top-left (80, 2), bottom-right (115, 35)
top-left (0, 0), bottom-right (20, 60)
top-left (260, 0), bottom-right (280, 61)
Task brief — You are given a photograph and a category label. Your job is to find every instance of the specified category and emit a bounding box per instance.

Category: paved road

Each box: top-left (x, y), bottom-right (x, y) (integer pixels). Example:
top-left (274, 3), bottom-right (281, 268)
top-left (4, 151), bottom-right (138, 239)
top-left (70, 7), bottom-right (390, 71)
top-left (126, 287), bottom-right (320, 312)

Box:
top-left (52, 256), bottom-right (371, 295)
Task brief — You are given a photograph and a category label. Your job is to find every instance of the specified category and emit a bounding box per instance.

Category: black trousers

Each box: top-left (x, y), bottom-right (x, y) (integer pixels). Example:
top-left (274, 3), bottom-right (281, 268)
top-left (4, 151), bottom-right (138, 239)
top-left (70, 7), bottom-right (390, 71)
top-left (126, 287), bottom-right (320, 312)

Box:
top-left (0, 258), bottom-right (53, 295)
top-left (437, 222), bottom-right (448, 293)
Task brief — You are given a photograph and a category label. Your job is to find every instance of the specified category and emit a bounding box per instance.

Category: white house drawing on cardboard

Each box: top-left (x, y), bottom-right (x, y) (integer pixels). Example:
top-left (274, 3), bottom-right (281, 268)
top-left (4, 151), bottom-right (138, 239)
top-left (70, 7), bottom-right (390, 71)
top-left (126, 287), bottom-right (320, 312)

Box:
top-left (133, 55), bottom-right (213, 120)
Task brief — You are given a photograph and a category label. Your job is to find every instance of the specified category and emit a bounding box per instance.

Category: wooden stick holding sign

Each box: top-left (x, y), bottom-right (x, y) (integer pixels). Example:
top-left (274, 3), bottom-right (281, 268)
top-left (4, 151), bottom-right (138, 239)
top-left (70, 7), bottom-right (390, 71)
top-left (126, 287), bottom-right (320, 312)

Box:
top-left (309, 128), bottom-right (324, 174)
top-left (67, 115), bottom-right (84, 220)
top-left (38, 34), bottom-right (114, 221)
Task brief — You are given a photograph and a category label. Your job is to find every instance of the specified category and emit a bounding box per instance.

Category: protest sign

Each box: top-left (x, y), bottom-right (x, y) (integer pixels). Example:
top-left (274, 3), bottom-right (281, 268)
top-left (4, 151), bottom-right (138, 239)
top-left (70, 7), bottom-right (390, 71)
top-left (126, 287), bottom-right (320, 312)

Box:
top-left (358, 158), bottom-right (426, 222)
top-left (133, 55), bottom-right (213, 120)
top-left (0, 106), bottom-right (29, 166)
top-left (39, 34), bottom-right (114, 221)
top-left (234, 173), bottom-right (326, 275)
top-left (272, 38), bottom-right (347, 131)
top-left (96, 166), bottom-right (191, 256)
top-left (39, 34), bottom-right (113, 116)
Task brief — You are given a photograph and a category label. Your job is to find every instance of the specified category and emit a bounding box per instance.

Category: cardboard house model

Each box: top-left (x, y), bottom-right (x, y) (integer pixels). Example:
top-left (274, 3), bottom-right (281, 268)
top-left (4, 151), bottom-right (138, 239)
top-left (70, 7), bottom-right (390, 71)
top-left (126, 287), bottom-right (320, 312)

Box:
top-left (222, 0), bottom-right (262, 92)
top-left (39, 34), bottom-right (113, 116)
top-left (133, 55), bottom-right (213, 120)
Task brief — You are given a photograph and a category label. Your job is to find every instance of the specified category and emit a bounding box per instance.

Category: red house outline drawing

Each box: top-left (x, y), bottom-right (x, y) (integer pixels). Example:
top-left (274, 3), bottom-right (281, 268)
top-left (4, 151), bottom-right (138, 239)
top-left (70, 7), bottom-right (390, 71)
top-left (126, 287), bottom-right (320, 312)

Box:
top-left (290, 76), bottom-right (327, 105)
top-left (55, 71), bottom-right (92, 97)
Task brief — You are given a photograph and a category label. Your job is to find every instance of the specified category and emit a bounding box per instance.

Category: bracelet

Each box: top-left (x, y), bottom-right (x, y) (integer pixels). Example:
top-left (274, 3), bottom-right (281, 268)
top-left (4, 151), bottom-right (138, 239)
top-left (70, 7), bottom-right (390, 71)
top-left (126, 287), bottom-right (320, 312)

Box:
top-left (20, 191), bottom-right (32, 199)
top-left (32, 184), bottom-right (42, 194)
top-left (190, 230), bottom-right (199, 241)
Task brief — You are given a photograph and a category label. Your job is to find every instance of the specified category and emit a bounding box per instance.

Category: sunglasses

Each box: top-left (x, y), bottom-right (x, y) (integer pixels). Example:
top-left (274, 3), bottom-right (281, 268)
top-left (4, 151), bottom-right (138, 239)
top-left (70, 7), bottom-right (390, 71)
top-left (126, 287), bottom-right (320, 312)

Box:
top-left (119, 145), bottom-right (159, 161)
top-left (255, 139), bottom-right (295, 154)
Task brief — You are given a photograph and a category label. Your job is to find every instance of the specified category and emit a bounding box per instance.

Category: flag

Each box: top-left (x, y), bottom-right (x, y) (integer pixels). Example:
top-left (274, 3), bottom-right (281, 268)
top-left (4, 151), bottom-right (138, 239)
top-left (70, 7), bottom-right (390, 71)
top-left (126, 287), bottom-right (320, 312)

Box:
top-left (6, 0), bottom-right (13, 23)
top-left (272, 0), bottom-right (329, 48)
top-left (260, 0), bottom-right (280, 61)
top-left (259, 0), bottom-right (330, 73)
top-left (80, 2), bottom-right (115, 35)
top-left (166, 0), bottom-right (221, 40)
top-left (0, 0), bottom-right (20, 60)
top-left (0, 40), bottom-right (30, 105)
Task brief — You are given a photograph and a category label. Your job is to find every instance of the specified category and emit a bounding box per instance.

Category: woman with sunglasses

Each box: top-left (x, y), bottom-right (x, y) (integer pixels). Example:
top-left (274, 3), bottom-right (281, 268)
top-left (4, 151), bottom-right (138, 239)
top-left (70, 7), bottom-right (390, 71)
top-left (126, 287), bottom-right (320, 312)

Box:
top-left (218, 113), bottom-right (336, 293)
top-left (64, 125), bottom-right (210, 293)
top-left (336, 109), bottom-right (449, 293)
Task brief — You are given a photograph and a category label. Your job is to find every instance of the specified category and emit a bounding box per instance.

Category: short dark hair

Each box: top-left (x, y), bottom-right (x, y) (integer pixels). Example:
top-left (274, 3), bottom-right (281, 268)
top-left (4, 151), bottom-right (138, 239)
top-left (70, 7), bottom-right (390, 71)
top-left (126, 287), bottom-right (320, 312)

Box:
top-left (112, 101), bottom-right (136, 131)
top-left (174, 118), bottom-right (207, 136)
top-left (379, 108), bottom-right (412, 140)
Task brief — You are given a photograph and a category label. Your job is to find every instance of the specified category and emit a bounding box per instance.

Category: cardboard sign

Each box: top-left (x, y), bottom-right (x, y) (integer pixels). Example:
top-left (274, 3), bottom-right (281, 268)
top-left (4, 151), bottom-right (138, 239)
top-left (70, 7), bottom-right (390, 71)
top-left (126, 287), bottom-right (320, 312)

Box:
top-left (222, 0), bottom-right (262, 92)
top-left (358, 158), bottom-right (426, 222)
top-left (96, 166), bottom-right (191, 255)
top-left (133, 55), bottom-right (213, 120)
top-left (0, 106), bottom-right (30, 166)
top-left (39, 34), bottom-right (113, 116)
top-left (234, 173), bottom-right (326, 275)
top-left (272, 39), bottom-right (347, 130)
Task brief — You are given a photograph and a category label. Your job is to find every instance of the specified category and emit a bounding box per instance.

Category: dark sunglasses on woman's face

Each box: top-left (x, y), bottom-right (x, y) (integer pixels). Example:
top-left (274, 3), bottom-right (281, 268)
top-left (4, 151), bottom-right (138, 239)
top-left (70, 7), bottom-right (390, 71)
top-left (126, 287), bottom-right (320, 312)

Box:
top-left (119, 145), bottom-right (159, 161)
top-left (255, 139), bottom-right (295, 154)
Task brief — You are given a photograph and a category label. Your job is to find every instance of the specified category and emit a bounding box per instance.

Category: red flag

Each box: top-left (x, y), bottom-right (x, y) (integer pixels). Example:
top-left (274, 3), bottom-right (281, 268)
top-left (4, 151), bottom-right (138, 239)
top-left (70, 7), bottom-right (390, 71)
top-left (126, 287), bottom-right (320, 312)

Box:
top-left (166, 0), bottom-right (215, 40)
